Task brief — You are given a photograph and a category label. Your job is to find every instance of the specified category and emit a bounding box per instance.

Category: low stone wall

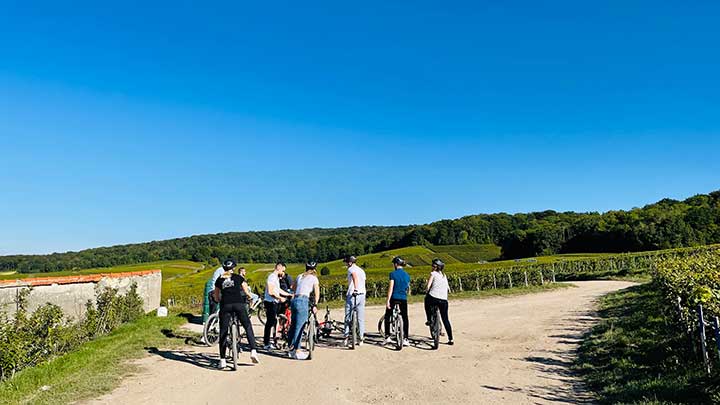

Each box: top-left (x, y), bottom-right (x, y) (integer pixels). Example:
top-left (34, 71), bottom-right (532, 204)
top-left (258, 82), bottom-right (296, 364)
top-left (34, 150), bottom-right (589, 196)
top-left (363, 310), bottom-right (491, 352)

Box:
top-left (0, 270), bottom-right (162, 320)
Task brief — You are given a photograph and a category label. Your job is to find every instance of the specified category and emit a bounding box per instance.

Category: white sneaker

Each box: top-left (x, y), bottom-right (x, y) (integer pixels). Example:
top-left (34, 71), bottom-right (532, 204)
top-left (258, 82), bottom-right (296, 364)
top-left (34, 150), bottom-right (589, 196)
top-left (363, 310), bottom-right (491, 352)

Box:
top-left (218, 359), bottom-right (226, 369)
top-left (384, 337), bottom-right (393, 345)
top-left (250, 349), bottom-right (259, 364)
top-left (288, 350), bottom-right (296, 359)
top-left (403, 339), bottom-right (410, 347)
top-left (343, 337), bottom-right (349, 347)
top-left (295, 351), bottom-right (309, 360)
top-left (264, 344), bottom-right (277, 351)
top-left (358, 339), bottom-right (363, 346)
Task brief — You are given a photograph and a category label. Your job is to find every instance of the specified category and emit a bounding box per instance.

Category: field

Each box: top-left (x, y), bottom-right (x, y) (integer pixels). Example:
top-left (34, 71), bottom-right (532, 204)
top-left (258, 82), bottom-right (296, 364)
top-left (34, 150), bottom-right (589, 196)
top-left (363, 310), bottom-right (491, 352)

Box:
top-left (5, 244), bottom-right (712, 307)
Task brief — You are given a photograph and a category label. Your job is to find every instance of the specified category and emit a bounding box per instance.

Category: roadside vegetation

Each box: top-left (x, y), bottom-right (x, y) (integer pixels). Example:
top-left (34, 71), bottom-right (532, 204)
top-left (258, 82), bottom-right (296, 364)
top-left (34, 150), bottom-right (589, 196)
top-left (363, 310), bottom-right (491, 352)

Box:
top-left (577, 246), bottom-right (720, 403)
top-left (0, 312), bottom-right (187, 404)
top-left (576, 284), bottom-right (719, 403)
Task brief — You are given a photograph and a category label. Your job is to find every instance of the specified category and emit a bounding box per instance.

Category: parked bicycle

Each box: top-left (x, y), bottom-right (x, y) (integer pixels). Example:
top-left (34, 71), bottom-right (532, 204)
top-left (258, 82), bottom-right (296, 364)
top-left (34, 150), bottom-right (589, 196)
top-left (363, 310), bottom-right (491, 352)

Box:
top-left (378, 303), bottom-right (404, 351)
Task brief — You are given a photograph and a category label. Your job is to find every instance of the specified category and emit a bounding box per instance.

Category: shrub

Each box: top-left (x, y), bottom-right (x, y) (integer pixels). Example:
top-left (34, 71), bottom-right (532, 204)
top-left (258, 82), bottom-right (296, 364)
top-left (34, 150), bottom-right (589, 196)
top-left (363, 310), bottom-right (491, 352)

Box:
top-left (0, 283), bottom-right (145, 382)
top-left (320, 266), bottom-right (330, 276)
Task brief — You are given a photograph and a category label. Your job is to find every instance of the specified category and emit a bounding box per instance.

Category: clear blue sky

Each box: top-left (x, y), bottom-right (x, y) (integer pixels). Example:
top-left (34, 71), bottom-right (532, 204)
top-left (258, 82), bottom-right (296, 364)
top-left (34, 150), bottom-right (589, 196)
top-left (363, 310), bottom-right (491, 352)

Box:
top-left (1, 1), bottom-right (719, 255)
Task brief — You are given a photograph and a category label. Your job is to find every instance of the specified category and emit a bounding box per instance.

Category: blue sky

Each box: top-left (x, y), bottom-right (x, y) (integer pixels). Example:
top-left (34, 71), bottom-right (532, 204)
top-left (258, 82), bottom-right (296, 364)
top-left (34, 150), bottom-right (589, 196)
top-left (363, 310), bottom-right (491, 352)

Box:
top-left (1, 1), bottom-right (719, 255)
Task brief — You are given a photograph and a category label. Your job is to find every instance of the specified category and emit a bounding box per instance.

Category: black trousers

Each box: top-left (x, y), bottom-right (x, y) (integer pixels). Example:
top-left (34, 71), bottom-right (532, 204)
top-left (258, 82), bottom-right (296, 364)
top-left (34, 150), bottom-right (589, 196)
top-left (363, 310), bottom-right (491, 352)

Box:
top-left (424, 294), bottom-right (453, 341)
top-left (218, 302), bottom-right (257, 358)
top-left (384, 298), bottom-right (409, 337)
top-left (263, 301), bottom-right (278, 346)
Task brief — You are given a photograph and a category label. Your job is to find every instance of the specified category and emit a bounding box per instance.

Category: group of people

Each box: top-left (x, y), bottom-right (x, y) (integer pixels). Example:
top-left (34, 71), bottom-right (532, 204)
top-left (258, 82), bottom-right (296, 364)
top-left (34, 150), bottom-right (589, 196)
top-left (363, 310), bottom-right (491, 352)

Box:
top-left (210, 255), bottom-right (454, 368)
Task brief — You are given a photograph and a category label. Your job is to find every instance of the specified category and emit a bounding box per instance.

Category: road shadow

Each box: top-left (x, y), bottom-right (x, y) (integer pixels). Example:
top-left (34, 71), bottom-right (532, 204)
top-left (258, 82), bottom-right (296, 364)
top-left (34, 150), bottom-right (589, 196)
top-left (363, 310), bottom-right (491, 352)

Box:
top-left (478, 308), bottom-right (600, 404)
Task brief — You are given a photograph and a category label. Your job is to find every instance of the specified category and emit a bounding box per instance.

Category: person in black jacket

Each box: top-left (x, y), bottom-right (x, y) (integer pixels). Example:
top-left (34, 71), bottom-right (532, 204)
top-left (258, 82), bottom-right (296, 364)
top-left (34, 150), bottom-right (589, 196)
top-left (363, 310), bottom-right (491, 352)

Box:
top-left (213, 260), bottom-right (260, 368)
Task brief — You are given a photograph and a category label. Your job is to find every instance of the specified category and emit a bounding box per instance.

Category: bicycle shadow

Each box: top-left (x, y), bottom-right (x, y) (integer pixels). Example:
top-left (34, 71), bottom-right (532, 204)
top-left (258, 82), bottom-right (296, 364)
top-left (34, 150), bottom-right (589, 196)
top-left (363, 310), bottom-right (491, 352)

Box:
top-left (144, 347), bottom-right (254, 370)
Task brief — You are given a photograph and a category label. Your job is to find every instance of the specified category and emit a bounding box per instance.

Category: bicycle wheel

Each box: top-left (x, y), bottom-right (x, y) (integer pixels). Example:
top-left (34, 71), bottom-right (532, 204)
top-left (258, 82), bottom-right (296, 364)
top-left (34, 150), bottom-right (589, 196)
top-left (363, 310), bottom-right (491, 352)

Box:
top-left (432, 308), bottom-right (441, 350)
top-left (377, 315), bottom-right (385, 338)
top-left (395, 316), bottom-right (404, 351)
top-left (230, 321), bottom-right (238, 370)
top-left (203, 313), bottom-right (220, 347)
top-left (350, 310), bottom-right (358, 349)
top-left (257, 306), bottom-right (266, 325)
top-left (305, 318), bottom-right (316, 360)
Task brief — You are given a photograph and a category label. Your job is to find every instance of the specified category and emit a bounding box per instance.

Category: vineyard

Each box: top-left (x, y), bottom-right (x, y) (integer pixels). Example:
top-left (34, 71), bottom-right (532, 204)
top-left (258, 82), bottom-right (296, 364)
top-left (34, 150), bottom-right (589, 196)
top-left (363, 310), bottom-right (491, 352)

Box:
top-left (656, 247), bottom-right (720, 376)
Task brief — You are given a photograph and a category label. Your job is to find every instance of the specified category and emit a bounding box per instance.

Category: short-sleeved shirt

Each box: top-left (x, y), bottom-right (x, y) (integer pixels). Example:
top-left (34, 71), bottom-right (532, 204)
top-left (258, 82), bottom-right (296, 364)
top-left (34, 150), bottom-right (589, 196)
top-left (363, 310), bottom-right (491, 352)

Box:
top-left (347, 264), bottom-right (367, 296)
top-left (389, 268), bottom-right (411, 300)
top-left (427, 271), bottom-right (449, 300)
top-left (295, 273), bottom-right (318, 297)
top-left (211, 267), bottom-right (226, 284)
top-left (264, 272), bottom-right (281, 303)
top-left (215, 273), bottom-right (247, 305)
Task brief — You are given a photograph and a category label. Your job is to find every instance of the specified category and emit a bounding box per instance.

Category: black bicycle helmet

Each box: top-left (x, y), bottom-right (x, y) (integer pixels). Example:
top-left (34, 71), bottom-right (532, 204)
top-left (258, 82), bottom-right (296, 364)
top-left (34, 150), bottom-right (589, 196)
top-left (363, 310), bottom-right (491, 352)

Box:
top-left (222, 259), bottom-right (237, 271)
top-left (343, 255), bottom-right (357, 264)
top-left (431, 258), bottom-right (445, 271)
top-left (306, 260), bottom-right (318, 270)
top-left (392, 256), bottom-right (406, 266)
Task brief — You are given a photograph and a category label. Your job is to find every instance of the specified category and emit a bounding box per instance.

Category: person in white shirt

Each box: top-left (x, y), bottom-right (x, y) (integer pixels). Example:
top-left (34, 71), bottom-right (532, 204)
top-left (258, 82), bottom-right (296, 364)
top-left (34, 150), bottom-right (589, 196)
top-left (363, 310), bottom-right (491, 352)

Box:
top-left (343, 255), bottom-right (366, 346)
top-left (263, 262), bottom-right (292, 350)
top-left (288, 261), bottom-right (320, 360)
top-left (424, 258), bottom-right (454, 345)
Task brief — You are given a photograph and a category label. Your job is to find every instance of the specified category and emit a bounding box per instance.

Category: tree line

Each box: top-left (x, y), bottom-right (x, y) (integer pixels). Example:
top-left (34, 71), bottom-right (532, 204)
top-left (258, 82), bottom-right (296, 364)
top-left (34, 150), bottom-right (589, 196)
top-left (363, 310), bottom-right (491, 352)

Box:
top-left (2, 190), bottom-right (719, 273)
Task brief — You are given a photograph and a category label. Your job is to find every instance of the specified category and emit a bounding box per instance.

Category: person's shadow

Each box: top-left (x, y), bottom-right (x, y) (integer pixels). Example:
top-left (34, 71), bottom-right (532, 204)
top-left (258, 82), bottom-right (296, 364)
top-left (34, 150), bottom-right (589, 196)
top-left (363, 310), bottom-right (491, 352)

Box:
top-left (145, 347), bottom-right (255, 370)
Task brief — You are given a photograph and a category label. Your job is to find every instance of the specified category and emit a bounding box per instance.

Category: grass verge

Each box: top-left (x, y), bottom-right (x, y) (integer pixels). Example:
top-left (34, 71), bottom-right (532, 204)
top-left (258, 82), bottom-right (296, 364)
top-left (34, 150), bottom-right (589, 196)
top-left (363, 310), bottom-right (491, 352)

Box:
top-left (0, 313), bottom-right (187, 405)
top-left (575, 283), bottom-right (720, 404)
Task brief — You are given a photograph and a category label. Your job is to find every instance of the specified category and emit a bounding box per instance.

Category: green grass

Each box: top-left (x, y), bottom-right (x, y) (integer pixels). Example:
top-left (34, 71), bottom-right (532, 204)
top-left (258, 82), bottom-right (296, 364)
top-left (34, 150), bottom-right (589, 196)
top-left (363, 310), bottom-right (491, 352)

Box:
top-left (0, 260), bottom-right (205, 281)
top-left (576, 283), bottom-right (719, 404)
top-left (0, 313), bottom-right (188, 405)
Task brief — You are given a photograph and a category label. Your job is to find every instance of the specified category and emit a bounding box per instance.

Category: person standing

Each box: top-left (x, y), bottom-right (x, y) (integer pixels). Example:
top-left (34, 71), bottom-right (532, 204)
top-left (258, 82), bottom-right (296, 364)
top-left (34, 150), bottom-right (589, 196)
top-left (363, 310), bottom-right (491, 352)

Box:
top-left (213, 261), bottom-right (260, 368)
top-left (343, 255), bottom-right (366, 346)
top-left (288, 261), bottom-right (320, 360)
top-left (263, 262), bottom-right (292, 350)
top-left (385, 256), bottom-right (411, 347)
top-left (424, 259), bottom-right (454, 345)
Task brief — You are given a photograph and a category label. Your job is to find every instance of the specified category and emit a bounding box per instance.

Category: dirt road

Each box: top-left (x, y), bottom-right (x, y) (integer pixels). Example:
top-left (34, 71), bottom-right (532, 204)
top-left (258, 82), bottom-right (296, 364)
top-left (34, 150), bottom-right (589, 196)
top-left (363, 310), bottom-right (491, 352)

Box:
top-left (86, 281), bottom-right (634, 404)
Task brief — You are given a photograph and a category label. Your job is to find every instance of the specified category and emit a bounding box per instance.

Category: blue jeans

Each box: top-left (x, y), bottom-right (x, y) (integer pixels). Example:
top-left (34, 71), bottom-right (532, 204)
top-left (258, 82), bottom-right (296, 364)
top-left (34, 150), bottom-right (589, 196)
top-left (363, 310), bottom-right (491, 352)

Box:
top-left (344, 293), bottom-right (365, 339)
top-left (289, 296), bottom-right (310, 351)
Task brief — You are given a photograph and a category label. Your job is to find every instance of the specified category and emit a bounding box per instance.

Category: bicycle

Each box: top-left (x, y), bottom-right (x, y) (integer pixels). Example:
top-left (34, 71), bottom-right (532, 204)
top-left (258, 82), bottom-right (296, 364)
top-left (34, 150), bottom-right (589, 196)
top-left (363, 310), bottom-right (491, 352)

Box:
top-left (346, 292), bottom-right (362, 349)
top-left (203, 311), bottom-right (220, 346)
top-left (316, 305), bottom-right (336, 340)
top-left (428, 304), bottom-right (441, 350)
top-left (301, 307), bottom-right (318, 359)
top-left (377, 303), bottom-right (404, 351)
top-left (275, 304), bottom-right (293, 349)
top-left (225, 312), bottom-right (243, 370)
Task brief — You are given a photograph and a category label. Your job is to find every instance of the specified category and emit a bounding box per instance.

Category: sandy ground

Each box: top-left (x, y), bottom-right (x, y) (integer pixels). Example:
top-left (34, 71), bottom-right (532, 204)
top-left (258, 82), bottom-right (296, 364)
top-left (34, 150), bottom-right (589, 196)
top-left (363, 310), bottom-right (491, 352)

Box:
top-left (85, 280), bottom-right (634, 405)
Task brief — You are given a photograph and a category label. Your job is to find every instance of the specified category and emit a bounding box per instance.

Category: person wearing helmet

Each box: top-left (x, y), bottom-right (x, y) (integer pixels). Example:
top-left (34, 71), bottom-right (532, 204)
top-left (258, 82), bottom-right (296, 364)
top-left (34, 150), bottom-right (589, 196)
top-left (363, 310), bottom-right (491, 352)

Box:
top-left (343, 255), bottom-right (367, 346)
top-left (385, 256), bottom-right (411, 346)
top-left (208, 259), bottom-right (237, 315)
top-left (425, 259), bottom-right (454, 345)
top-left (213, 261), bottom-right (260, 367)
top-left (287, 261), bottom-right (320, 360)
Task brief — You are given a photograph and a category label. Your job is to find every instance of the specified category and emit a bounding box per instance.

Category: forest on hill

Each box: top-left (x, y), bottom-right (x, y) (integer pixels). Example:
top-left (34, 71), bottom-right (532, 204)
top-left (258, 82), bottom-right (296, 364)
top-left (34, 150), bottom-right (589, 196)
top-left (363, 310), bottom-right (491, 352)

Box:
top-left (1, 190), bottom-right (719, 273)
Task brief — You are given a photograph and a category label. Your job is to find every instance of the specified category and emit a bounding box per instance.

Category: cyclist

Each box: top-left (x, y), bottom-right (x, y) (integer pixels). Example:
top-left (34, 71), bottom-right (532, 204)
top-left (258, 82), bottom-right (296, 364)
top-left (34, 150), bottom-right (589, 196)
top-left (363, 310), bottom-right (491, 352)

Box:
top-left (208, 260), bottom-right (236, 315)
top-left (213, 260), bottom-right (259, 368)
top-left (385, 256), bottom-right (411, 347)
top-left (343, 255), bottom-right (366, 346)
top-left (424, 259), bottom-right (454, 345)
top-left (288, 261), bottom-right (320, 360)
top-left (263, 262), bottom-right (292, 350)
